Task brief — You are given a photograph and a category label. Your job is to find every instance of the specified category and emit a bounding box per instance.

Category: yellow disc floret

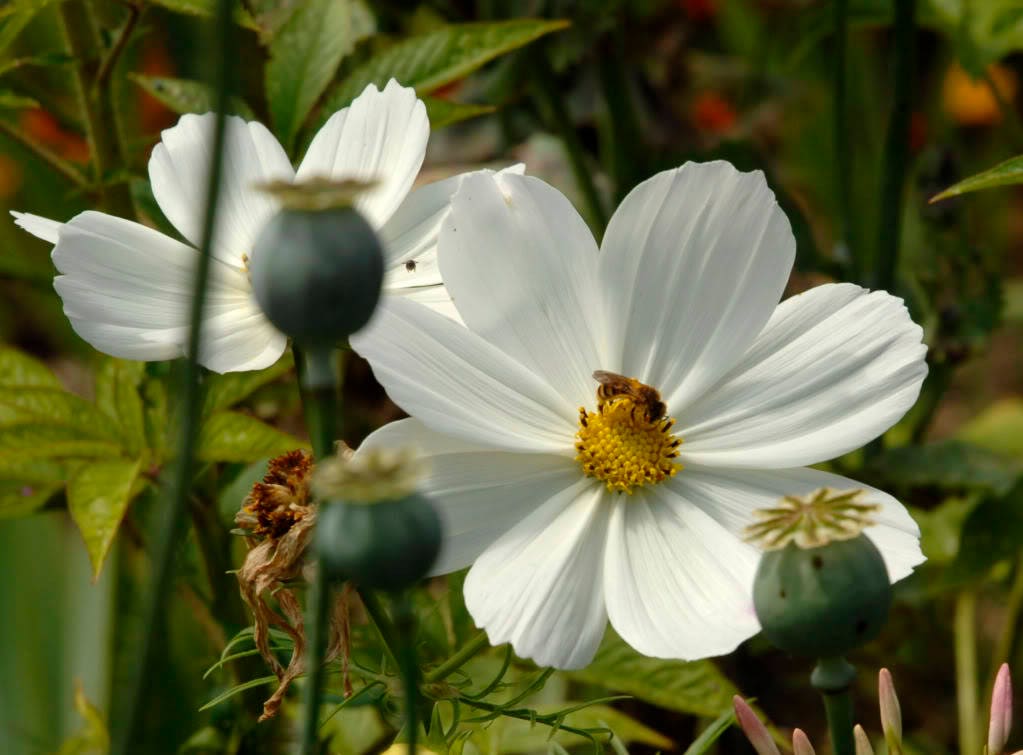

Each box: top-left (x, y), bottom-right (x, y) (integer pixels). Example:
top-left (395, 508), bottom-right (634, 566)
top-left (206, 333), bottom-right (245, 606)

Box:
top-left (574, 396), bottom-right (682, 494)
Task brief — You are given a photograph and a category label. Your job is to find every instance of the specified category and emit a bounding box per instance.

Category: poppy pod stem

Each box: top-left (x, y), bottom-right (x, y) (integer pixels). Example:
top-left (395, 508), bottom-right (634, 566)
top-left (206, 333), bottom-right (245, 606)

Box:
top-left (394, 593), bottom-right (421, 755)
top-left (812, 657), bottom-right (857, 755)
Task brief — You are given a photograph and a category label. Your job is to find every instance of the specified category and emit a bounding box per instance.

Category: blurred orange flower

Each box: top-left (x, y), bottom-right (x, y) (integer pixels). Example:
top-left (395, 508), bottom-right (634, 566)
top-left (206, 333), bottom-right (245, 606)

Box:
top-left (942, 62), bottom-right (1017, 127)
top-left (19, 109), bottom-right (89, 163)
top-left (692, 91), bottom-right (737, 134)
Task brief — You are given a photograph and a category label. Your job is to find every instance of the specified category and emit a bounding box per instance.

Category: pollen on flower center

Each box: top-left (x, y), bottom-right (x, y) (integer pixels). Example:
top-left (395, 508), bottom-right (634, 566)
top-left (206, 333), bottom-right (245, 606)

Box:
top-left (574, 395), bottom-right (682, 494)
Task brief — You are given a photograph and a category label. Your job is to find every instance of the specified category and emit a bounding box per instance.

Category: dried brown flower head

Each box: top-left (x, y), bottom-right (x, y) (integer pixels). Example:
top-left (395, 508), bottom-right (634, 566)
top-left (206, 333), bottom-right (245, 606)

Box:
top-left (237, 449), bottom-right (313, 538)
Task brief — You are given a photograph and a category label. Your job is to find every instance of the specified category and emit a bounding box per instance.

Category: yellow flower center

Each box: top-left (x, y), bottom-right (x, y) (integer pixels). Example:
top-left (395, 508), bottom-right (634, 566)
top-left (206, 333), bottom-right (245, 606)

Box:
top-left (574, 393), bottom-right (683, 494)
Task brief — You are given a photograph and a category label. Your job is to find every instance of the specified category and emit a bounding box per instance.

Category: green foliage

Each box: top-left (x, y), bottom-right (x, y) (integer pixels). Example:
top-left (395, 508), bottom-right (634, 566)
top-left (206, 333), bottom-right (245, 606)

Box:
top-left (951, 478), bottom-right (1023, 579)
top-left (928, 0), bottom-right (1023, 73)
top-left (0, 0), bottom-right (64, 58)
top-left (867, 440), bottom-right (1023, 495)
top-left (94, 358), bottom-right (147, 456)
top-left (958, 398), bottom-right (1023, 457)
top-left (265, 0), bottom-right (373, 151)
top-left (566, 631), bottom-right (737, 718)
top-left (0, 89), bottom-right (38, 109)
top-left (129, 75), bottom-right (256, 119)
top-left (316, 19), bottom-right (569, 128)
top-left (423, 96), bottom-right (495, 129)
top-left (56, 683), bottom-right (110, 755)
top-left (197, 410), bottom-right (308, 462)
top-left (682, 706), bottom-right (738, 755)
top-left (931, 154), bottom-right (1023, 201)
top-left (66, 458), bottom-right (142, 579)
top-left (202, 353), bottom-right (293, 414)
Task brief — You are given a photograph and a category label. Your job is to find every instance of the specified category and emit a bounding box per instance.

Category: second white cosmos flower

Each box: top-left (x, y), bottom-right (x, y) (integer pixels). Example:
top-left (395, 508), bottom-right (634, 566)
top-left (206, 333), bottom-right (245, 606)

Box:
top-left (12, 80), bottom-right (504, 372)
top-left (353, 162), bottom-right (928, 670)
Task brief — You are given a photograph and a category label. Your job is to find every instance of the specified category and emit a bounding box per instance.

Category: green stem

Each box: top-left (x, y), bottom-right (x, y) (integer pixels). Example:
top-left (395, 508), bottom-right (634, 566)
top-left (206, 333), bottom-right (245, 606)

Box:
top-left (425, 632), bottom-right (491, 683)
top-left (983, 68), bottom-right (1023, 152)
top-left (296, 344), bottom-right (340, 755)
top-left (110, 0), bottom-right (236, 750)
top-left (873, 0), bottom-right (916, 292)
top-left (57, 0), bottom-right (134, 218)
top-left (528, 47), bottom-right (608, 233)
top-left (833, 0), bottom-right (859, 278)
top-left (358, 588), bottom-right (402, 673)
top-left (394, 594), bottom-right (420, 754)
top-left (811, 656), bottom-right (856, 755)
top-left (95, 2), bottom-right (142, 91)
top-left (955, 591), bottom-right (981, 755)
top-left (992, 556), bottom-right (1023, 672)
top-left (0, 119), bottom-right (88, 186)
top-left (596, 29), bottom-right (643, 202)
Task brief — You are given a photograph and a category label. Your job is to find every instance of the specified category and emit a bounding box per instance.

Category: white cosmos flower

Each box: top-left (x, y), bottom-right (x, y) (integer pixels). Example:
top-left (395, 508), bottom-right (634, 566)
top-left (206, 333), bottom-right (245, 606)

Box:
top-left (352, 162), bottom-right (928, 670)
top-left (11, 79), bottom-right (518, 373)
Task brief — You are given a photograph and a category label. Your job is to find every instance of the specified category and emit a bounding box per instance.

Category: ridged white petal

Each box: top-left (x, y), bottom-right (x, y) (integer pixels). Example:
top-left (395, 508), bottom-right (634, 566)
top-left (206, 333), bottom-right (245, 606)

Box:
top-left (597, 162), bottom-right (795, 411)
top-left (603, 485), bottom-right (761, 660)
top-left (668, 465), bottom-right (924, 582)
top-left (296, 79), bottom-right (428, 228)
top-left (149, 113), bottom-right (294, 268)
top-left (351, 298), bottom-right (575, 453)
top-left (679, 284), bottom-right (927, 468)
top-left (439, 172), bottom-right (605, 407)
top-left (464, 482), bottom-right (610, 669)
top-left (11, 211), bottom-right (61, 243)
top-left (358, 418), bottom-right (579, 574)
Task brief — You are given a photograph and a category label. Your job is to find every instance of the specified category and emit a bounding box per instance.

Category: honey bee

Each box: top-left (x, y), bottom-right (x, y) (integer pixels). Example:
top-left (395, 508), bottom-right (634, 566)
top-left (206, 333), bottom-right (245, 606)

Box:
top-left (592, 370), bottom-right (667, 423)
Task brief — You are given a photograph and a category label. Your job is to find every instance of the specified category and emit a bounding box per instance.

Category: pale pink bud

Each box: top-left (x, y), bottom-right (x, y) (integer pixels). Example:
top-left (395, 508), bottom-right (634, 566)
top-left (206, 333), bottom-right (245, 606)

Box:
top-left (792, 728), bottom-right (816, 755)
top-left (989, 663), bottom-right (1013, 755)
top-left (733, 696), bottom-right (781, 755)
top-left (879, 668), bottom-right (903, 752)
top-left (854, 725), bottom-right (875, 755)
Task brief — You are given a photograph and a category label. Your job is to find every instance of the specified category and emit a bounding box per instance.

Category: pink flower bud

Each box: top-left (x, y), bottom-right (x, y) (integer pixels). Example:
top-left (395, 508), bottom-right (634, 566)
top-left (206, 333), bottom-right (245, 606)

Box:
top-left (733, 696), bottom-right (781, 755)
top-left (792, 728), bottom-right (816, 755)
top-left (879, 668), bottom-right (903, 752)
top-left (854, 725), bottom-right (875, 755)
top-left (989, 663), bottom-right (1013, 755)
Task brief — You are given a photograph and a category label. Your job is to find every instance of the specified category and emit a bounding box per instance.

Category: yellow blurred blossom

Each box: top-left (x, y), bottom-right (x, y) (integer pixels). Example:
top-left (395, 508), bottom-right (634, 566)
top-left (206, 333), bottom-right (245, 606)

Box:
top-left (943, 62), bottom-right (1017, 126)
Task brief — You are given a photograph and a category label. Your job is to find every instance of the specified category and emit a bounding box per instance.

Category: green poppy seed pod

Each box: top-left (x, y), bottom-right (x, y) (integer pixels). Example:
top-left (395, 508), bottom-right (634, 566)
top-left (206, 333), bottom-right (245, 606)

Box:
top-left (250, 205), bottom-right (384, 344)
top-left (753, 534), bottom-right (892, 657)
top-left (315, 492), bottom-right (442, 592)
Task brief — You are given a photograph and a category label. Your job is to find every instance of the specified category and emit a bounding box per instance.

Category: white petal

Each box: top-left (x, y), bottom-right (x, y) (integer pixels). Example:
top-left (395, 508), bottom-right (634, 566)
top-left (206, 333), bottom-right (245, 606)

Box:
top-left (597, 162), bottom-right (795, 410)
top-left (199, 307), bottom-right (288, 373)
top-left (11, 211), bottom-right (61, 243)
top-left (296, 79), bottom-right (428, 228)
top-left (464, 482), bottom-right (609, 669)
top-left (669, 465), bottom-right (924, 582)
top-left (379, 163), bottom-right (526, 267)
top-left (359, 418), bottom-right (580, 574)
top-left (604, 486), bottom-right (761, 660)
top-left (351, 297), bottom-right (575, 453)
top-left (149, 113), bottom-right (294, 268)
top-left (52, 211), bottom-right (284, 372)
top-left (679, 283), bottom-right (927, 468)
top-left (385, 283), bottom-right (463, 323)
top-left (439, 172), bottom-right (605, 407)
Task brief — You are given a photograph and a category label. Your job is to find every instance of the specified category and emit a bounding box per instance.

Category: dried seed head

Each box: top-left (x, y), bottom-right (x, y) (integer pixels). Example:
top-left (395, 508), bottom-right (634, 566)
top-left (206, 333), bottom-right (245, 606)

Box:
top-left (237, 450), bottom-right (313, 538)
top-left (745, 487), bottom-right (880, 550)
top-left (256, 177), bottom-right (377, 211)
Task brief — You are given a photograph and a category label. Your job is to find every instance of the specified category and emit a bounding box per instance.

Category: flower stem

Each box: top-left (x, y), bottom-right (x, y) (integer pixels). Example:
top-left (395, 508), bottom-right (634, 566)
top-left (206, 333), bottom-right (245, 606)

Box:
top-left (394, 594), bottom-right (421, 754)
top-left (528, 47), bottom-right (608, 233)
top-left (110, 0), bottom-right (236, 750)
top-left (296, 344), bottom-right (340, 755)
top-left (873, 0), bottom-right (916, 292)
top-left (425, 632), bottom-right (491, 683)
top-left (956, 590), bottom-right (981, 755)
top-left (57, 0), bottom-right (134, 219)
top-left (811, 656), bottom-right (856, 755)
top-left (0, 119), bottom-right (89, 187)
top-left (833, 0), bottom-right (859, 279)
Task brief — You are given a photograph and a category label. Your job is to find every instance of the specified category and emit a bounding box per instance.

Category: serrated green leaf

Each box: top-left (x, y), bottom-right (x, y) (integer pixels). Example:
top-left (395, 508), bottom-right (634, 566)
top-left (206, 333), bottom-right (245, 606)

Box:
top-left (130, 74), bottom-right (256, 119)
top-left (142, 373), bottom-right (170, 461)
top-left (866, 440), bottom-right (1023, 495)
top-left (565, 631), bottom-right (736, 717)
top-left (0, 52), bottom-right (71, 77)
top-left (67, 457), bottom-right (142, 578)
top-left (0, 387), bottom-right (122, 442)
top-left (0, 425), bottom-right (122, 460)
top-left (202, 353), bottom-right (293, 414)
top-left (95, 358), bottom-right (147, 455)
top-left (267, 0), bottom-right (364, 151)
top-left (423, 96), bottom-right (495, 129)
top-left (316, 19), bottom-right (569, 127)
top-left (0, 480), bottom-right (62, 518)
top-left (931, 154), bottom-right (1023, 202)
top-left (0, 346), bottom-right (60, 388)
top-left (148, 0), bottom-right (257, 27)
top-left (197, 411), bottom-right (307, 463)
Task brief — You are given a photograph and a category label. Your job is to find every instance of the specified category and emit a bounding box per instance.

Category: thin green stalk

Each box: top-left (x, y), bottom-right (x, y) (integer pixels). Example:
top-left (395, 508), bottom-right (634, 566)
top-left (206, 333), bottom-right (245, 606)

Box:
top-left (395, 595), bottom-right (420, 754)
top-left (596, 30), bottom-right (643, 201)
top-left (0, 119), bottom-right (88, 186)
top-left (58, 0), bottom-right (134, 218)
top-left (983, 68), bottom-right (1023, 152)
top-left (989, 559), bottom-right (1023, 700)
top-left (425, 632), bottom-right (491, 683)
top-left (833, 0), bottom-right (859, 278)
top-left (296, 345), bottom-right (340, 755)
top-left (359, 588), bottom-right (402, 673)
top-left (811, 657), bottom-right (856, 755)
top-left (874, 0), bottom-right (916, 292)
top-left (110, 0), bottom-right (236, 750)
top-left (955, 591), bottom-right (981, 755)
top-left (95, 2), bottom-right (142, 91)
top-left (529, 48), bottom-right (607, 233)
